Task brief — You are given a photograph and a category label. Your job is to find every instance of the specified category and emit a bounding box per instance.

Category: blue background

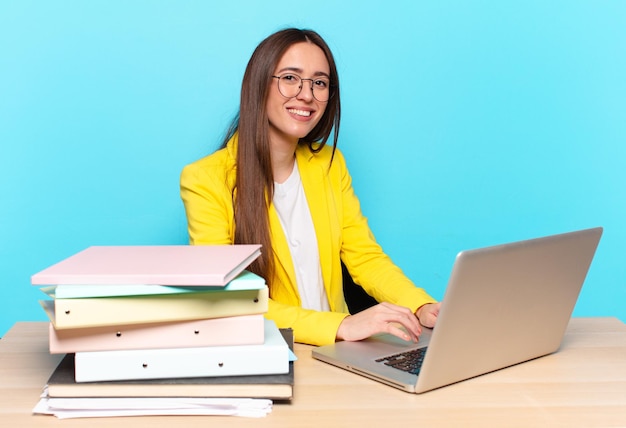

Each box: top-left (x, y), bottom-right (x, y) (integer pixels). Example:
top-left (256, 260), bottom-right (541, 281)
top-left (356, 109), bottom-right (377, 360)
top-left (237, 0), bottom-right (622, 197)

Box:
top-left (1, 1), bottom-right (624, 336)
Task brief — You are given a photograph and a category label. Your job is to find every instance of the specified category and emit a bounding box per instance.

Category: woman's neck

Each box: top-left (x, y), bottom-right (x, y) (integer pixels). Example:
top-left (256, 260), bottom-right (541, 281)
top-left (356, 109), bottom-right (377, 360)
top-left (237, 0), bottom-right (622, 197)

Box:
top-left (270, 137), bottom-right (298, 184)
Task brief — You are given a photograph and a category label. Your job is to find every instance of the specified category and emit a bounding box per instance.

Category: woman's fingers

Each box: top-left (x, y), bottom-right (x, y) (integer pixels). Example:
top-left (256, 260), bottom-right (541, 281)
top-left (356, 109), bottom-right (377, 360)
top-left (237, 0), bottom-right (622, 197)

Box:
top-left (337, 302), bottom-right (423, 342)
top-left (377, 302), bottom-right (422, 339)
top-left (416, 302), bottom-right (441, 328)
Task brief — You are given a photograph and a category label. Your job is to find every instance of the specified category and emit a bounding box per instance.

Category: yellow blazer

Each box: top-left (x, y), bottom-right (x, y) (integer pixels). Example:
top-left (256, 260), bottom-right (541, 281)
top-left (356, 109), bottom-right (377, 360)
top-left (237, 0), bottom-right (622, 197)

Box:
top-left (180, 136), bottom-right (437, 345)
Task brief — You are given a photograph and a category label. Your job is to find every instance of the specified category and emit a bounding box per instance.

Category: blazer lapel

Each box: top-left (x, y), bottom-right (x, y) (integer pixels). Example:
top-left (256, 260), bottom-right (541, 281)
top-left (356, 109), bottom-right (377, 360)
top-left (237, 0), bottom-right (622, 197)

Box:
top-left (268, 203), bottom-right (299, 297)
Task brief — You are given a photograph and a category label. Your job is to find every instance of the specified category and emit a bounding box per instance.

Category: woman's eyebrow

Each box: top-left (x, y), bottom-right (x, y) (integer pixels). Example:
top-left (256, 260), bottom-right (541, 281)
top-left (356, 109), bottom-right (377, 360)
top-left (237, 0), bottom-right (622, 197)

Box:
top-left (275, 66), bottom-right (330, 78)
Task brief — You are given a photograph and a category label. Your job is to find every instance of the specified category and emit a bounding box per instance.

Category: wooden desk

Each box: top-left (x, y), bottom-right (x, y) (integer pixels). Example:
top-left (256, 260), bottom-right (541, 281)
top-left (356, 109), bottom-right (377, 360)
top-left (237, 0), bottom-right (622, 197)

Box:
top-left (1, 318), bottom-right (626, 427)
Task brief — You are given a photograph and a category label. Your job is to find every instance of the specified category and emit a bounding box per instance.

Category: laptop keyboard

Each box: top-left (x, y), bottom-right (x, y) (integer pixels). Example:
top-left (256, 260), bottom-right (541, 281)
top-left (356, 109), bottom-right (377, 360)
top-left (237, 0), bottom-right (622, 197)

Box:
top-left (375, 347), bottom-right (428, 375)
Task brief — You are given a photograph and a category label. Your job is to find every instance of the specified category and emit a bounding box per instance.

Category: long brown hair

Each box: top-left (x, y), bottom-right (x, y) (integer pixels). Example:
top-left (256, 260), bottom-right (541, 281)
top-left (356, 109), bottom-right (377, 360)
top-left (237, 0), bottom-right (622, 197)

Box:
top-left (222, 28), bottom-right (341, 281)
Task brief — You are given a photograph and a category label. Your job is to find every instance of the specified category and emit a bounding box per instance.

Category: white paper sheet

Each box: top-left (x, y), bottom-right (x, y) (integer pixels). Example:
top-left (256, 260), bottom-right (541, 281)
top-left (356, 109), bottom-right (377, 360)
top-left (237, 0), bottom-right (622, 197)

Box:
top-left (33, 393), bottom-right (272, 419)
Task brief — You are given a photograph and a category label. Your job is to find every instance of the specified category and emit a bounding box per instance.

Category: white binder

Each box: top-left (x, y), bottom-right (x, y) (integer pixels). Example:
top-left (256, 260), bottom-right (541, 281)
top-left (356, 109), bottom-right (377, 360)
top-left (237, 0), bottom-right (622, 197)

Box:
top-left (74, 319), bottom-right (289, 382)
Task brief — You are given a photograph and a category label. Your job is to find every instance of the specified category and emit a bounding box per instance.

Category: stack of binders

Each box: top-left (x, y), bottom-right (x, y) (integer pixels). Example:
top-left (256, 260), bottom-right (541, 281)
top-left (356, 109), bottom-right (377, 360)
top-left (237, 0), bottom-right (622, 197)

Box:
top-left (31, 245), bottom-right (294, 401)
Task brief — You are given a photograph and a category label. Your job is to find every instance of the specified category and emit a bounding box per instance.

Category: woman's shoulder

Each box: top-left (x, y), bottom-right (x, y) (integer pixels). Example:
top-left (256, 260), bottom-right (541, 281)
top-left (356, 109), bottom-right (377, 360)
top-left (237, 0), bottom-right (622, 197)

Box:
top-left (180, 143), bottom-right (236, 190)
top-left (297, 142), bottom-right (347, 167)
top-left (183, 142), bottom-right (235, 172)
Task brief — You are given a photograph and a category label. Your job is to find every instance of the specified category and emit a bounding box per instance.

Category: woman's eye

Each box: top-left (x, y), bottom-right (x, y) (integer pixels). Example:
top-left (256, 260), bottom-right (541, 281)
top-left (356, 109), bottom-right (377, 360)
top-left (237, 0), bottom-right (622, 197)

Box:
top-left (282, 74), bottom-right (299, 83)
top-left (314, 80), bottom-right (329, 89)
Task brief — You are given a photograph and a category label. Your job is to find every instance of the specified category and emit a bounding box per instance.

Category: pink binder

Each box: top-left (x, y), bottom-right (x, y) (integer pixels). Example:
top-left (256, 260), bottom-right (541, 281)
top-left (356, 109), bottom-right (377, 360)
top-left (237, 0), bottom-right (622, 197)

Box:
top-left (31, 245), bottom-right (261, 286)
top-left (48, 314), bottom-right (266, 354)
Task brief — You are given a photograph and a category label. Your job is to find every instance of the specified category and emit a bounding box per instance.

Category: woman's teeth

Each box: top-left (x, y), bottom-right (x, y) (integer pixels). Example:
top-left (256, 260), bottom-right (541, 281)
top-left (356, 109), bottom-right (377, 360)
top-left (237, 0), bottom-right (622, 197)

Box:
top-left (288, 108), bottom-right (311, 117)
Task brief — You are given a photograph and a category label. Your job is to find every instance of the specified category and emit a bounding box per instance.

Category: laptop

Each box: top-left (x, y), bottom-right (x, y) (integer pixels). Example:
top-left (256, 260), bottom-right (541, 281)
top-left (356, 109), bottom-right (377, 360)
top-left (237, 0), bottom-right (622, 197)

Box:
top-left (313, 227), bottom-right (603, 393)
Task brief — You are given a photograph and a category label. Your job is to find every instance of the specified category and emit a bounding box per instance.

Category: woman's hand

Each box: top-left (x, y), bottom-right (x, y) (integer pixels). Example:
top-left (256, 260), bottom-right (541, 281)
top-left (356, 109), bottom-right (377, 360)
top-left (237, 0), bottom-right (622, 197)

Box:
top-left (336, 302), bottom-right (423, 342)
top-left (415, 302), bottom-right (441, 328)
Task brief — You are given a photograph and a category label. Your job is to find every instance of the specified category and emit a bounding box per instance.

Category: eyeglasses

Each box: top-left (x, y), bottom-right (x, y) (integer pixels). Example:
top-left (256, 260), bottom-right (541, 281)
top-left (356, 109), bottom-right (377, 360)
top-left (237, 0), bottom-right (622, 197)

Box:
top-left (271, 73), bottom-right (331, 102)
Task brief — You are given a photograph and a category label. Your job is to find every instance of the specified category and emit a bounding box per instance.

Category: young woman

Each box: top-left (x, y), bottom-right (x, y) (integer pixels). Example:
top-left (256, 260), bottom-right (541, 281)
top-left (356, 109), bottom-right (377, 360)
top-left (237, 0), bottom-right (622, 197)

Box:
top-left (180, 28), bottom-right (440, 346)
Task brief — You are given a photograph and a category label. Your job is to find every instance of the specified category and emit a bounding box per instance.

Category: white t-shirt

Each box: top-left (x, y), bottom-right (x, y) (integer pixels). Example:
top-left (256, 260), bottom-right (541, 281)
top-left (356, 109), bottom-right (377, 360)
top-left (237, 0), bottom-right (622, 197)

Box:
top-left (273, 162), bottom-right (330, 312)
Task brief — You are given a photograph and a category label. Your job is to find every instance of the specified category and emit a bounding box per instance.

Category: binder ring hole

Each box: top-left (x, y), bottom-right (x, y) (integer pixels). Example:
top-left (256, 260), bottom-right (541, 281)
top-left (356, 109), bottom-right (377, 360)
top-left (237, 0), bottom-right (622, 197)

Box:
top-left (142, 363), bottom-right (148, 369)
top-left (218, 362), bottom-right (224, 368)
top-left (194, 330), bottom-right (200, 334)
top-left (116, 332), bottom-right (122, 337)
top-left (254, 298), bottom-right (259, 303)
top-left (64, 310), bottom-right (70, 315)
